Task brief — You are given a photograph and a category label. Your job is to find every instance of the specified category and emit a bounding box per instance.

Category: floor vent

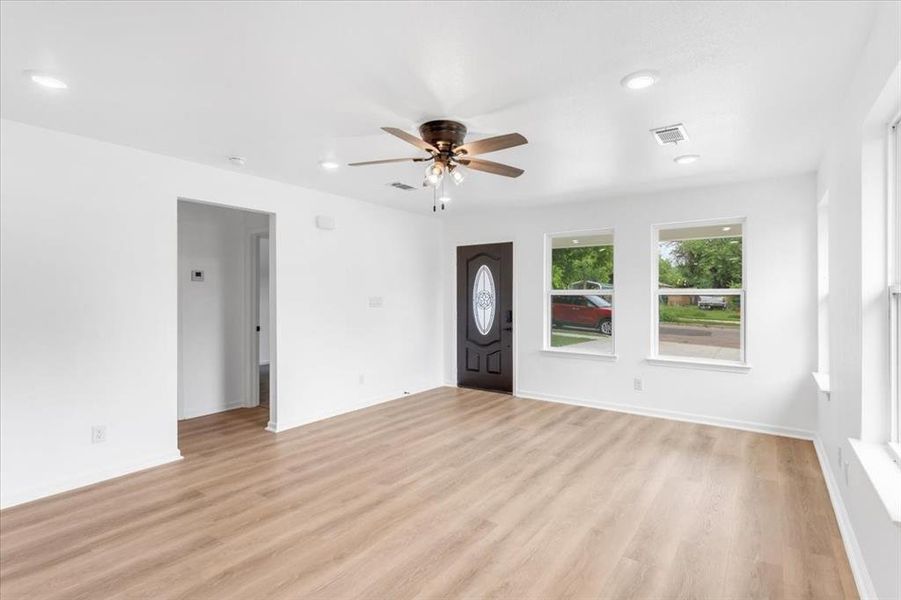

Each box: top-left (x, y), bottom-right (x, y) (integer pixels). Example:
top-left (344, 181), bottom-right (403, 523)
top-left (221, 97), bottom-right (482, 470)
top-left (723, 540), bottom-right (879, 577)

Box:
top-left (388, 182), bottom-right (416, 191)
top-left (651, 123), bottom-right (689, 145)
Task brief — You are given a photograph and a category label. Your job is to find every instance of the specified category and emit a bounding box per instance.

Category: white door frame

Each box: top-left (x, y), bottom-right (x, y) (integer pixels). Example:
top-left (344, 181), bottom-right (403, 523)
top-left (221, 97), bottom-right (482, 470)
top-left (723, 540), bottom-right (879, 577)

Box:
top-left (246, 219), bottom-right (276, 432)
top-left (247, 228), bottom-right (270, 415)
top-left (247, 229), bottom-right (265, 408)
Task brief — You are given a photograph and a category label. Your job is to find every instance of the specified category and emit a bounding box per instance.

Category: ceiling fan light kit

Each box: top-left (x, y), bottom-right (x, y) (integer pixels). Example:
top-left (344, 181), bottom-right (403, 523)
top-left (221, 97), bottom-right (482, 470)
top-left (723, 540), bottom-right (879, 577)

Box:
top-left (349, 119), bottom-right (528, 211)
top-left (425, 161), bottom-right (445, 186)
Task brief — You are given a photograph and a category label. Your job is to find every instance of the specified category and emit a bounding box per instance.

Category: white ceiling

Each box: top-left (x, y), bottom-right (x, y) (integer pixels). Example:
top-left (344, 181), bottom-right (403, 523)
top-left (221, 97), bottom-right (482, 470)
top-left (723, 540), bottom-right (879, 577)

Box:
top-left (0, 1), bottom-right (877, 214)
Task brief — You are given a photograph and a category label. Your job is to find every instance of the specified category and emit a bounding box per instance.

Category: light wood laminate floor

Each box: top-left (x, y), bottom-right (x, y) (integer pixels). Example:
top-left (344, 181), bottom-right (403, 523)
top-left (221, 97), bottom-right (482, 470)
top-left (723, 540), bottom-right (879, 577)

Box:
top-left (0, 387), bottom-right (856, 599)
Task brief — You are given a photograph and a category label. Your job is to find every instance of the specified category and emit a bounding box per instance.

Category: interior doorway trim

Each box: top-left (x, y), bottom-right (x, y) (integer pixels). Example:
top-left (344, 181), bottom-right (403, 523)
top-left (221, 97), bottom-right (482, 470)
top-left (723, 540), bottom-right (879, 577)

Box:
top-left (247, 225), bottom-right (276, 432)
top-left (247, 228), bottom-right (267, 408)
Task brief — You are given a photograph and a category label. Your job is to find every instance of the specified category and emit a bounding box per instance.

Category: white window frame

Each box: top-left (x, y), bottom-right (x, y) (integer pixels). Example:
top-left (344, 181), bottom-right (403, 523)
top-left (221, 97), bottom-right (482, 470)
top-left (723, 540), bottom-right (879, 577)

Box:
top-left (888, 114), bottom-right (901, 459)
top-left (650, 217), bottom-right (749, 371)
top-left (816, 192), bottom-right (831, 380)
top-left (543, 229), bottom-right (616, 359)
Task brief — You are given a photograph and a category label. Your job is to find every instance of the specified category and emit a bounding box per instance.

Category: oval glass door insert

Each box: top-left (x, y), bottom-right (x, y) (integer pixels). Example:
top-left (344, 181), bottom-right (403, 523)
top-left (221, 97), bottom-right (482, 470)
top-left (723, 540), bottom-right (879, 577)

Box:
top-left (472, 265), bottom-right (496, 335)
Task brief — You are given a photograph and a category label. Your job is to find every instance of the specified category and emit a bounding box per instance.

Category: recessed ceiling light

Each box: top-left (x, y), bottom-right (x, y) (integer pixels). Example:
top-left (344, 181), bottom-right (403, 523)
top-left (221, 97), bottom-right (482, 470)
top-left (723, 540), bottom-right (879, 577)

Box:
top-left (319, 160), bottom-right (340, 171)
top-left (26, 70), bottom-right (67, 89)
top-left (673, 154), bottom-right (700, 165)
top-left (572, 239), bottom-right (580, 244)
top-left (620, 70), bottom-right (658, 90)
top-left (722, 226), bottom-right (732, 232)
top-left (228, 156), bottom-right (246, 167)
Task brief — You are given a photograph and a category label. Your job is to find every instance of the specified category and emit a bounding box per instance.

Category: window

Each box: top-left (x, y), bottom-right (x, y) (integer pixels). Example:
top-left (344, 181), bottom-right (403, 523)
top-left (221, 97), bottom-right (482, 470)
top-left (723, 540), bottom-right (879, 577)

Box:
top-left (653, 220), bottom-right (746, 365)
top-left (545, 231), bottom-right (615, 355)
top-left (889, 116), bottom-right (901, 453)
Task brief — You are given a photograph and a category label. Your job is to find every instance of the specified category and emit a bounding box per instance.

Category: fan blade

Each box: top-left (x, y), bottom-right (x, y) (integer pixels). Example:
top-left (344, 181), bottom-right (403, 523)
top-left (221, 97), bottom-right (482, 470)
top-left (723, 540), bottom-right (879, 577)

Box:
top-left (381, 127), bottom-right (439, 153)
top-left (457, 157), bottom-right (524, 178)
top-left (454, 133), bottom-right (527, 156)
top-left (348, 157), bottom-right (422, 166)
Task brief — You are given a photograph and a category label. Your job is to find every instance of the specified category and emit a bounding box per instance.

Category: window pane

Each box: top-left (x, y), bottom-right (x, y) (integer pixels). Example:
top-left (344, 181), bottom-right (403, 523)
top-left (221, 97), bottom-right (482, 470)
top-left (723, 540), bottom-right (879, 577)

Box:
top-left (551, 234), bottom-right (614, 290)
top-left (550, 294), bottom-right (613, 353)
top-left (658, 294), bottom-right (741, 361)
top-left (658, 228), bottom-right (742, 289)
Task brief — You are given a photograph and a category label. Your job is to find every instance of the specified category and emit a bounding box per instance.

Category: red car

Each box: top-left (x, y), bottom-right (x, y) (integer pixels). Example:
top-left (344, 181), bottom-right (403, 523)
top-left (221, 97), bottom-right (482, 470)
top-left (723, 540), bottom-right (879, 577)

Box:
top-left (552, 295), bottom-right (613, 335)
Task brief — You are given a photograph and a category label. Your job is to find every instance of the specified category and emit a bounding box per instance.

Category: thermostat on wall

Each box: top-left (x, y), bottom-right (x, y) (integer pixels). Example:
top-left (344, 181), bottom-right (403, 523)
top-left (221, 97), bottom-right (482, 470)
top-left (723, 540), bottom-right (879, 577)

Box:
top-left (316, 215), bottom-right (336, 230)
top-left (191, 270), bottom-right (204, 282)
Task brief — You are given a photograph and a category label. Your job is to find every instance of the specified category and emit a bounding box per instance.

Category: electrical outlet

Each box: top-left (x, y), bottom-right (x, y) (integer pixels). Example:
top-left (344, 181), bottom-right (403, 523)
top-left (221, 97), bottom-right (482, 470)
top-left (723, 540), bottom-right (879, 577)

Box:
top-left (91, 425), bottom-right (107, 444)
top-left (633, 377), bottom-right (643, 392)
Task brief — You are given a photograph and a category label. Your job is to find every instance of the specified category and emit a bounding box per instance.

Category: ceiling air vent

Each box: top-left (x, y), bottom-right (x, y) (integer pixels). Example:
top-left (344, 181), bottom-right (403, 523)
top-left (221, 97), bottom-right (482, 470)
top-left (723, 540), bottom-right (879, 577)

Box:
top-left (650, 123), bottom-right (689, 145)
top-left (388, 182), bottom-right (416, 191)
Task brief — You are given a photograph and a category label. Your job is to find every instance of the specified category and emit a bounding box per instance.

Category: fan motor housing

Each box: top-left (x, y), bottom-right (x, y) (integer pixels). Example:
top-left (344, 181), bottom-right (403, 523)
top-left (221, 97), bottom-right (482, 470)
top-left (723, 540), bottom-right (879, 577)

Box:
top-left (419, 120), bottom-right (467, 152)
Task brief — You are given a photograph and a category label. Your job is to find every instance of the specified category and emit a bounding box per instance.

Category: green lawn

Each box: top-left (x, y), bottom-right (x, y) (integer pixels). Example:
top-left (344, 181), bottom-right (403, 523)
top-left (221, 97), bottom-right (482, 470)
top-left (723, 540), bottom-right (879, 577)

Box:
top-left (659, 304), bottom-right (740, 326)
top-left (551, 333), bottom-right (592, 347)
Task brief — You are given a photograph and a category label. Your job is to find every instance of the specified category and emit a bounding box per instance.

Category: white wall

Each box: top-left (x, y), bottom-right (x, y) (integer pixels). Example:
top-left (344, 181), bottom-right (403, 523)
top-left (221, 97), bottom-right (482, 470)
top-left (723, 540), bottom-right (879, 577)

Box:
top-left (259, 236), bottom-right (270, 365)
top-left (815, 2), bottom-right (901, 598)
top-left (177, 202), bottom-right (268, 419)
top-left (443, 174), bottom-right (818, 436)
top-left (0, 119), bottom-right (443, 508)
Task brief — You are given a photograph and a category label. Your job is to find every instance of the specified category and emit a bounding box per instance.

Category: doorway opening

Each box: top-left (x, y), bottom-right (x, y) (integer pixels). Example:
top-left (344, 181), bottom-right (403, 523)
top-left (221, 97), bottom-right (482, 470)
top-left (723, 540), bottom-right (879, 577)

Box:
top-left (176, 200), bottom-right (276, 441)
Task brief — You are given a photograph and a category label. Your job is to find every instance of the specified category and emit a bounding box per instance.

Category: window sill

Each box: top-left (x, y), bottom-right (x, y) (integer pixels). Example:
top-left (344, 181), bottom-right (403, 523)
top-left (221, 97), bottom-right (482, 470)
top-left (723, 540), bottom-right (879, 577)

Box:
top-left (541, 348), bottom-right (618, 361)
top-left (645, 356), bottom-right (751, 373)
top-left (889, 442), bottom-right (901, 465)
top-left (848, 438), bottom-right (901, 525)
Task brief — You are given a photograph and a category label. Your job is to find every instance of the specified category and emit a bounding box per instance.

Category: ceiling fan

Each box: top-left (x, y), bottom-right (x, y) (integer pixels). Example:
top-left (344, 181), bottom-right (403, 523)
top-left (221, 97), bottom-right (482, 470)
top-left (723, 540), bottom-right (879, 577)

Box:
top-left (348, 120), bottom-right (528, 187)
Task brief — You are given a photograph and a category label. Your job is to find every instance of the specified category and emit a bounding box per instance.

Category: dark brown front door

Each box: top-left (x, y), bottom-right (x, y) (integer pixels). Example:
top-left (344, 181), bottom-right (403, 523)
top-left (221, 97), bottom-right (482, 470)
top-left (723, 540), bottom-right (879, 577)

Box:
top-left (457, 242), bottom-right (513, 393)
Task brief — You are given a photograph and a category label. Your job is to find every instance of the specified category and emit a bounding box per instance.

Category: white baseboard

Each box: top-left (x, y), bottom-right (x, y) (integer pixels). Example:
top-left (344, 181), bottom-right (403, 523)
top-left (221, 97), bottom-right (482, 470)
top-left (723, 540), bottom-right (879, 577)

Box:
top-left (0, 449), bottom-right (183, 510)
top-left (180, 401), bottom-right (245, 420)
top-left (270, 385), bottom-right (438, 433)
top-left (514, 389), bottom-right (815, 440)
top-left (813, 437), bottom-right (876, 599)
